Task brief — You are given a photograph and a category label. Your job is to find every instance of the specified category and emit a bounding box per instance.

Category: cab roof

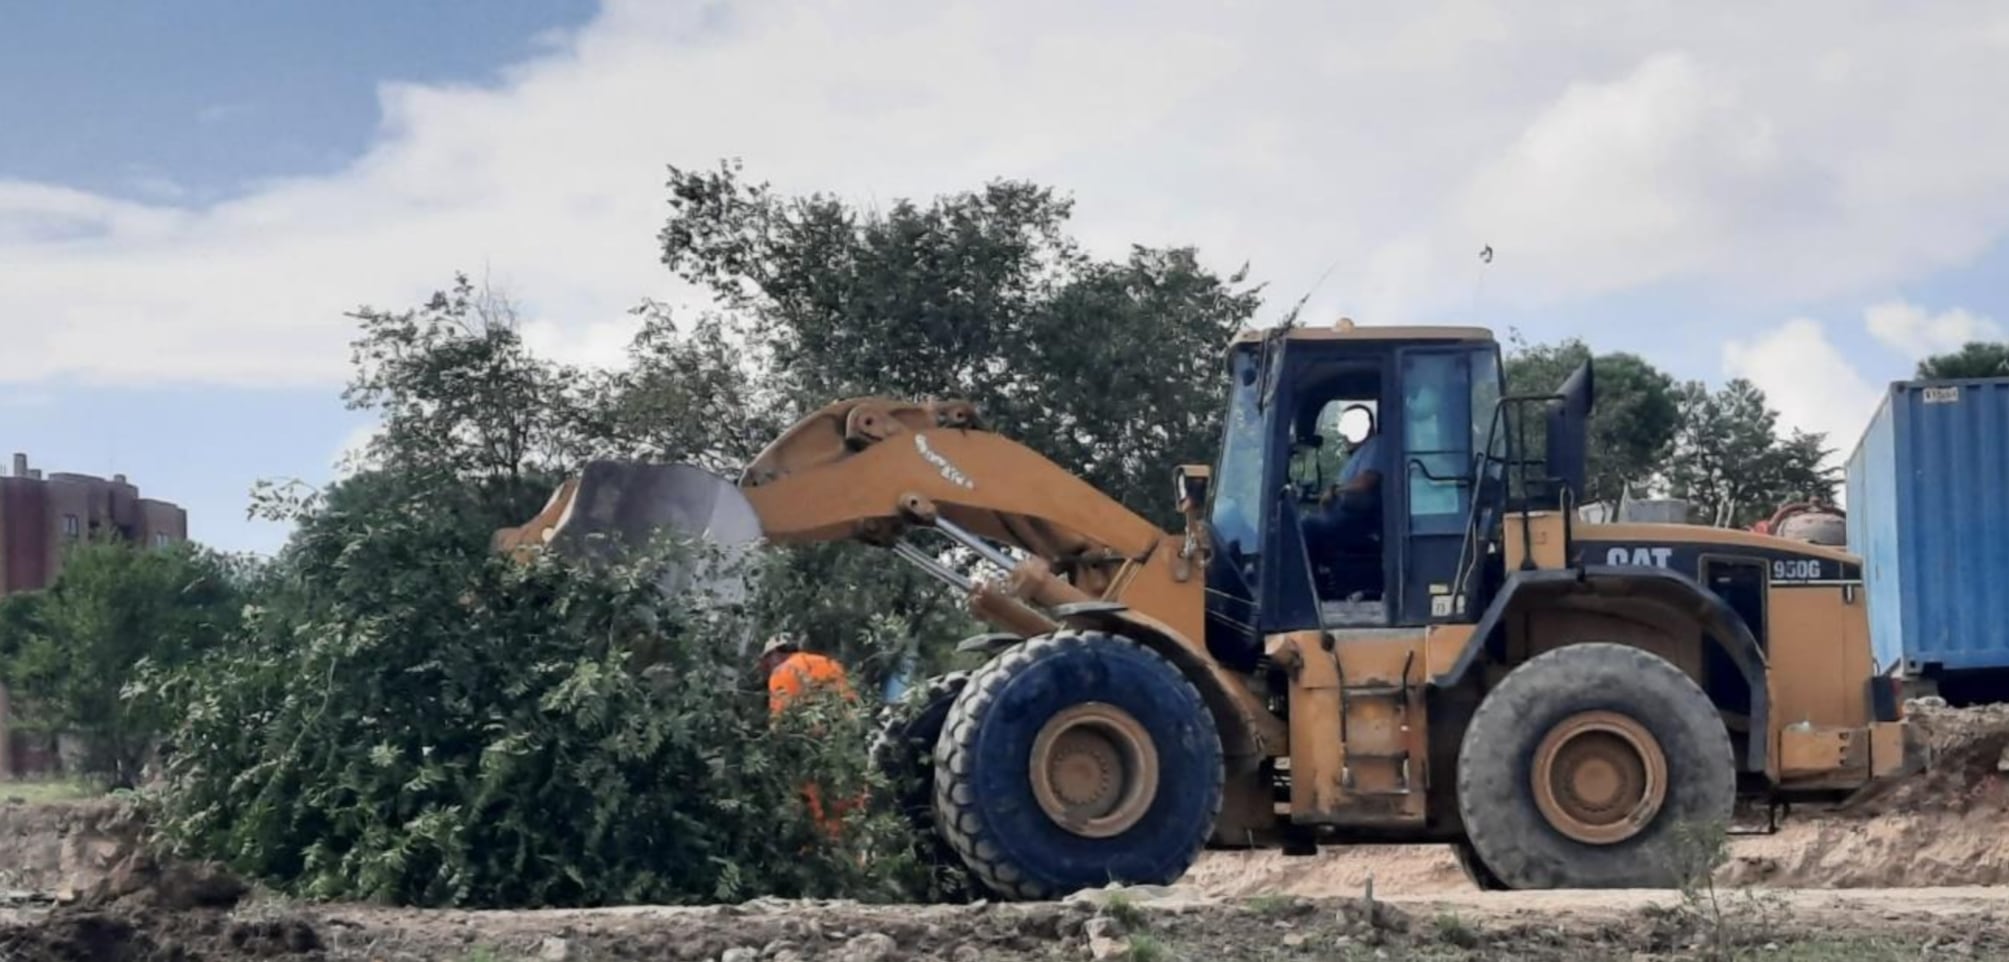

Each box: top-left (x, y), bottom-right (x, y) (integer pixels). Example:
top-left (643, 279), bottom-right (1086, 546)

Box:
top-left (1227, 318), bottom-right (1496, 348)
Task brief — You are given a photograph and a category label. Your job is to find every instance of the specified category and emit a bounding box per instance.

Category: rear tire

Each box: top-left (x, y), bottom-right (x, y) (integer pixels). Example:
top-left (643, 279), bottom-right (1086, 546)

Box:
top-left (869, 671), bottom-right (987, 901)
top-left (933, 630), bottom-right (1224, 900)
top-left (1457, 643), bottom-right (1734, 889)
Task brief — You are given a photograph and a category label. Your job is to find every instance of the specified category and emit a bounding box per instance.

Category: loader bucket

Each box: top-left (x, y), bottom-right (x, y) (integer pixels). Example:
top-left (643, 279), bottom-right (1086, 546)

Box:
top-left (496, 460), bottom-right (765, 609)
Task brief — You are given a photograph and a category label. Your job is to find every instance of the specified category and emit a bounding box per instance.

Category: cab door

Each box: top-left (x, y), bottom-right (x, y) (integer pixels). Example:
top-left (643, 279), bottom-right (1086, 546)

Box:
top-left (1393, 348), bottom-right (1487, 626)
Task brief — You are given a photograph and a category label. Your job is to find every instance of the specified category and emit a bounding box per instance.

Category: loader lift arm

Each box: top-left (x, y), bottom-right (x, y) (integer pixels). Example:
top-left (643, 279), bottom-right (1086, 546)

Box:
top-left (499, 394), bottom-right (1285, 763)
top-left (738, 396), bottom-right (1161, 580)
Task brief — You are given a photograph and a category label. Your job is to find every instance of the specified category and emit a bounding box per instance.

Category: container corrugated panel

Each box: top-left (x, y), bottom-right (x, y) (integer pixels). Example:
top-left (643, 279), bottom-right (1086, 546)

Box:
top-left (1845, 396), bottom-right (1903, 673)
top-left (1845, 378), bottom-right (2009, 674)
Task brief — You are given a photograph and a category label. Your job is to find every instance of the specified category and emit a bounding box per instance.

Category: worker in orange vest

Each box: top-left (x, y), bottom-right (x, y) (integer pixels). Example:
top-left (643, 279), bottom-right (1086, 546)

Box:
top-left (758, 632), bottom-right (861, 838)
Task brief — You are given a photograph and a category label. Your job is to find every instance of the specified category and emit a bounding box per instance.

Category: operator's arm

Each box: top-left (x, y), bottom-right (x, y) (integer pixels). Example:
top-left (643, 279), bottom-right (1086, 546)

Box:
top-left (1321, 437), bottom-right (1383, 506)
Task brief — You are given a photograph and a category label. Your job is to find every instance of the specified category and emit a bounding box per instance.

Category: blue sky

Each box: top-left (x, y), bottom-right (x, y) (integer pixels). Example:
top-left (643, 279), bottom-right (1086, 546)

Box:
top-left (0, 2), bottom-right (596, 203)
top-left (0, 1), bottom-right (597, 551)
top-left (3, 0), bottom-right (2005, 554)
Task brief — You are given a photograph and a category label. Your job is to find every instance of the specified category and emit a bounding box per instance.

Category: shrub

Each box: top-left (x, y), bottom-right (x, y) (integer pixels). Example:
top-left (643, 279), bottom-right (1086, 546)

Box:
top-left (145, 476), bottom-right (919, 908)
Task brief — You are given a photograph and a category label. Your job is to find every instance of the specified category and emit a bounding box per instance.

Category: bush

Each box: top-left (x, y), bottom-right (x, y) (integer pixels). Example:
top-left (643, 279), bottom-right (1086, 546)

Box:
top-left (145, 475), bottom-right (921, 908)
top-left (0, 539), bottom-right (248, 786)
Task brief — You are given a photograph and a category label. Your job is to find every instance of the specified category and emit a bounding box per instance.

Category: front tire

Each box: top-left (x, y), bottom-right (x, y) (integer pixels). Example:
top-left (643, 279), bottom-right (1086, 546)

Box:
top-left (1457, 643), bottom-right (1734, 889)
top-left (932, 630), bottom-right (1224, 900)
top-left (1451, 839), bottom-right (1508, 891)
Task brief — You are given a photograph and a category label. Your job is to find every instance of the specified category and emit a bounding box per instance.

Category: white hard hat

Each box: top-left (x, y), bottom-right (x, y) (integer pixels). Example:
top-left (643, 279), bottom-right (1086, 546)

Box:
top-left (760, 633), bottom-right (800, 658)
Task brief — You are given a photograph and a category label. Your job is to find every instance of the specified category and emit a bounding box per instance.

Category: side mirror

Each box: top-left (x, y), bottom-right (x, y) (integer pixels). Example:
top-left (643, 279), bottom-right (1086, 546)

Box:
top-left (1175, 464), bottom-right (1212, 516)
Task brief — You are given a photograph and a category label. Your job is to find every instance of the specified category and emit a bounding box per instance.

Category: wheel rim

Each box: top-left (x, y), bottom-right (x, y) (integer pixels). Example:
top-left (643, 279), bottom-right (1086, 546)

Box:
top-left (1530, 710), bottom-right (1668, 845)
top-left (1028, 702), bottom-right (1159, 838)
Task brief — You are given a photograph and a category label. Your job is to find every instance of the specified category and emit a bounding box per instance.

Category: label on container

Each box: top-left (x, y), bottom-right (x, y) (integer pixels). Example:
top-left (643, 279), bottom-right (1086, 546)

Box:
top-left (1923, 386), bottom-right (1961, 404)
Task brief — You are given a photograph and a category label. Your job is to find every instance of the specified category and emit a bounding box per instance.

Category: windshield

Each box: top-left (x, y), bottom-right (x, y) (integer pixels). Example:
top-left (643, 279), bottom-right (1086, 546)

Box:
top-left (1209, 347), bottom-right (1267, 559)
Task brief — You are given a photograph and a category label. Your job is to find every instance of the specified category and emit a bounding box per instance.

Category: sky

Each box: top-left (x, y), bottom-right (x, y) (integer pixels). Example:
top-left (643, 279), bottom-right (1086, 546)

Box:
top-left (3, 0), bottom-right (2006, 554)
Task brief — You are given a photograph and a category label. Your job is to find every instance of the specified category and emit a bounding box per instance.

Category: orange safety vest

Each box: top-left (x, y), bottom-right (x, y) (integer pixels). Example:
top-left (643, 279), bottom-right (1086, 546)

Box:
top-left (765, 651), bottom-right (861, 838)
top-left (767, 651), bottom-right (855, 716)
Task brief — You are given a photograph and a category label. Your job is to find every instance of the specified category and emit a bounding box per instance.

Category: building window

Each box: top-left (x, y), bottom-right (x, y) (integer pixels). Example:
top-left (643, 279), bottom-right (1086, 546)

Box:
top-left (153, 532), bottom-right (170, 548)
top-left (62, 515), bottom-right (80, 540)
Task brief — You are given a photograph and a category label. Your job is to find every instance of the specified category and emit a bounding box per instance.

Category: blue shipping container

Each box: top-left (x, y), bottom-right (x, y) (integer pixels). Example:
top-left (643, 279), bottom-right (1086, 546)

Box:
top-left (1844, 377), bottom-right (2009, 685)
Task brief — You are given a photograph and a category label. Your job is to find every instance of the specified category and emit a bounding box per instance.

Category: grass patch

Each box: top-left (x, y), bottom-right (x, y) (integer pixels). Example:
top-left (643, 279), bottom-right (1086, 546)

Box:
top-left (1127, 933), bottom-right (1171, 962)
top-left (1767, 939), bottom-right (1945, 961)
top-left (1431, 911), bottom-right (1480, 949)
top-left (0, 778), bottom-right (102, 805)
top-left (1246, 894), bottom-right (1304, 919)
top-left (1104, 891), bottom-right (1149, 931)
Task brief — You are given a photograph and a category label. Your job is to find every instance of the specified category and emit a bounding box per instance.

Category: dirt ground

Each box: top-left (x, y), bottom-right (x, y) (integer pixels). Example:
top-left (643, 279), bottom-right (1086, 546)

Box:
top-left (2, 701), bottom-right (2007, 960)
top-left (7, 880), bottom-right (2009, 961)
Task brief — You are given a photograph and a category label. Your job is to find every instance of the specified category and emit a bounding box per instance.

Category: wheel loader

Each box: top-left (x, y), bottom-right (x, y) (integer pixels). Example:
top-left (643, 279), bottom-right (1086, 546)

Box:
top-left (496, 318), bottom-right (1924, 898)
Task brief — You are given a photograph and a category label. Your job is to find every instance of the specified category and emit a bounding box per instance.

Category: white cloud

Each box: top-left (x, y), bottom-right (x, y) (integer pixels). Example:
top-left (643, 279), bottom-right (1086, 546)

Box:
top-left (1723, 317), bottom-right (1881, 457)
top-left (1864, 300), bottom-right (2004, 356)
top-left (1456, 52), bottom-right (1801, 301)
top-left (5, 0), bottom-right (2009, 387)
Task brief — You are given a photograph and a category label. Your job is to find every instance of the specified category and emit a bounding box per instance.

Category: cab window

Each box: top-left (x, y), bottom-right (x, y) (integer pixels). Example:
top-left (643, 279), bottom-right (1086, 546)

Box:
top-left (1400, 352), bottom-right (1474, 535)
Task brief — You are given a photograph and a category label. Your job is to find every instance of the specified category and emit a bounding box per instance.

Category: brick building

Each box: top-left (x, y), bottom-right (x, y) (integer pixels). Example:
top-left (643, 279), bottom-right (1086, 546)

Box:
top-left (0, 452), bottom-right (188, 595)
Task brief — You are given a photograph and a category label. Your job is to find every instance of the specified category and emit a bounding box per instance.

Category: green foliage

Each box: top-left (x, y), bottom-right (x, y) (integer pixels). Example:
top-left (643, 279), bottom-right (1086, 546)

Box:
top-left (1431, 911), bottom-right (1480, 949)
top-left (1127, 933), bottom-right (1171, 962)
top-left (572, 308), bottom-right (779, 472)
top-left (0, 537), bottom-right (248, 785)
top-left (143, 239), bottom-right (1006, 907)
top-left (148, 487), bottom-right (916, 908)
top-left (341, 273), bottom-right (588, 505)
top-left (1103, 891), bottom-right (1149, 930)
top-left (0, 590), bottom-right (44, 662)
top-left (649, 159), bottom-right (1264, 686)
top-left (659, 158), bottom-right (1262, 530)
top-left (1664, 379), bottom-right (1837, 527)
top-left (1503, 334), bottom-right (1681, 507)
top-left (1246, 893), bottom-right (1307, 919)
top-left (1506, 332), bottom-right (1839, 527)
top-left (1917, 341), bottom-right (2009, 379)
top-left (1662, 819), bottom-right (1788, 961)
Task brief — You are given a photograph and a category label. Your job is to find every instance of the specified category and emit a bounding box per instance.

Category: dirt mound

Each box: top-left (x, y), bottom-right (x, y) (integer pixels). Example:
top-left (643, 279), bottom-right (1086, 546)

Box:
top-left (1183, 845), bottom-right (1469, 898)
top-left (0, 906), bottom-right (322, 962)
top-left (1710, 700), bottom-right (2009, 889)
top-left (1841, 700), bottom-right (2009, 816)
top-left (0, 854), bottom-right (320, 962)
top-left (0, 798), bottom-right (147, 896)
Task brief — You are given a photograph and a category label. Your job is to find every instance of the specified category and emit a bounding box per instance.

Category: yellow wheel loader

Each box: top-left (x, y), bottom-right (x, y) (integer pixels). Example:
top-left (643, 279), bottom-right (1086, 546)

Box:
top-left (496, 319), bottom-right (1924, 898)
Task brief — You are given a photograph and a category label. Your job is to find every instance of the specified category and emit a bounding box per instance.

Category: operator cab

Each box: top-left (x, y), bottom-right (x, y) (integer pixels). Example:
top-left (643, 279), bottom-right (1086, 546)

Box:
top-left (1201, 320), bottom-right (1518, 669)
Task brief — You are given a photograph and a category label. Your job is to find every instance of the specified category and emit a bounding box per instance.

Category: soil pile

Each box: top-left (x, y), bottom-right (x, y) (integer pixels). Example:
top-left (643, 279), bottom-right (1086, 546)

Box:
top-left (1841, 699), bottom-right (2009, 817)
top-left (1182, 845), bottom-right (1468, 898)
top-left (0, 854), bottom-right (320, 962)
top-left (0, 797), bottom-right (145, 897)
top-left (1719, 699), bottom-right (2009, 888)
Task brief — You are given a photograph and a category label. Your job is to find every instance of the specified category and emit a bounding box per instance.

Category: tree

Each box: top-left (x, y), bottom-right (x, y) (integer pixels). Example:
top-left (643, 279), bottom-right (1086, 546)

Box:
top-left (1503, 336), bottom-right (1681, 507)
top-left (342, 273), bottom-right (587, 519)
top-left (654, 161), bottom-right (1264, 686)
top-left (658, 159), bottom-right (1262, 527)
top-left (0, 538), bottom-right (247, 786)
top-left (571, 307), bottom-right (781, 473)
top-left (1917, 342), bottom-right (2009, 379)
top-left (1663, 379), bottom-right (1838, 528)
